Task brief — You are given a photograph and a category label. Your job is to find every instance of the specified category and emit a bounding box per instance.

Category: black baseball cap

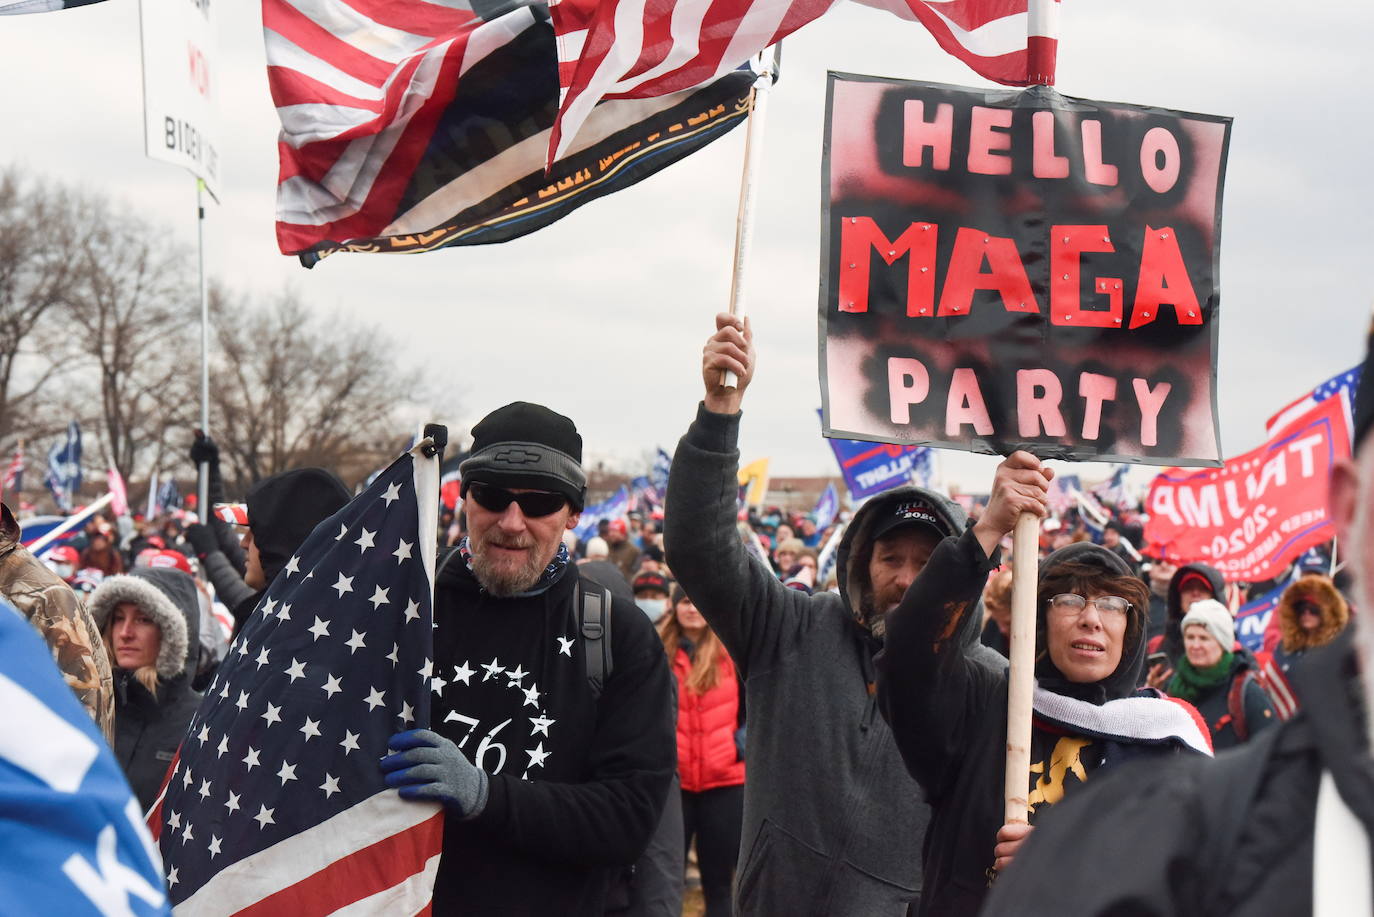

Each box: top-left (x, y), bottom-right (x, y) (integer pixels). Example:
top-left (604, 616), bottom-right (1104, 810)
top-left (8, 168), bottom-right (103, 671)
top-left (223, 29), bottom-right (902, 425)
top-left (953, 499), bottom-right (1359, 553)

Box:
top-left (871, 496), bottom-right (953, 542)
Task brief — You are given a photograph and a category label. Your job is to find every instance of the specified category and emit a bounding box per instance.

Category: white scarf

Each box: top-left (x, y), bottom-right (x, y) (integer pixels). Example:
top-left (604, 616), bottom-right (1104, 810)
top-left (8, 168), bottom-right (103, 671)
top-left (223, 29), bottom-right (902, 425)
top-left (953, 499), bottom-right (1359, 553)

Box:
top-left (1031, 685), bottom-right (1214, 756)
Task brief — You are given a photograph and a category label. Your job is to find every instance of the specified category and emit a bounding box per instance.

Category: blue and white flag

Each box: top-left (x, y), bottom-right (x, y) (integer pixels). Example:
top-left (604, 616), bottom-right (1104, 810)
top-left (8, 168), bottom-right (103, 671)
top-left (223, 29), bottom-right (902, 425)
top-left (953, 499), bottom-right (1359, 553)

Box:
top-left (153, 440), bottom-right (443, 912)
top-left (1235, 577), bottom-right (1294, 653)
top-left (822, 411), bottom-right (932, 500)
top-left (45, 421), bottom-right (81, 512)
top-left (812, 483), bottom-right (839, 532)
top-left (1266, 365), bottom-right (1362, 440)
top-left (155, 478), bottom-right (181, 517)
top-left (650, 448), bottom-right (673, 499)
top-left (0, 599), bottom-right (170, 916)
top-left (573, 486), bottom-right (630, 543)
top-left (815, 523), bottom-right (845, 589)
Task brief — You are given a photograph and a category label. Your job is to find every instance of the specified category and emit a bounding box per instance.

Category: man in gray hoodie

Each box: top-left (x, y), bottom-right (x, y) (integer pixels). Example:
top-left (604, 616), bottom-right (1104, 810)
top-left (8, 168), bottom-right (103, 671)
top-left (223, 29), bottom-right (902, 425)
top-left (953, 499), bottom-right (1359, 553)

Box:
top-left (664, 313), bottom-right (981, 916)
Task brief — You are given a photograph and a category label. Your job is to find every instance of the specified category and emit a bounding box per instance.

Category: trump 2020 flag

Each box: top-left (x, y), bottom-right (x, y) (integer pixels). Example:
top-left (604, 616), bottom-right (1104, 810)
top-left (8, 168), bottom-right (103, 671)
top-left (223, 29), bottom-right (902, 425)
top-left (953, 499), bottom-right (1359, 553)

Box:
top-left (0, 599), bottom-right (170, 916)
top-left (45, 421), bottom-right (81, 512)
top-left (152, 439), bottom-right (443, 915)
top-left (812, 483), bottom-right (839, 532)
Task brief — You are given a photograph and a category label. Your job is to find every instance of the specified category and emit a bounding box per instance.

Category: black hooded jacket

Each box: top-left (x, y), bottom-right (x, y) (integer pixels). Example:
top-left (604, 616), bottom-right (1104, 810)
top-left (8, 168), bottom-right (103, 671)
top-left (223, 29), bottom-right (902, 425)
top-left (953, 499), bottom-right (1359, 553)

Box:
top-left (981, 628), bottom-right (1374, 916)
top-left (87, 566), bottom-right (203, 809)
top-left (226, 468), bottom-right (350, 627)
top-left (1161, 562), bottom-right (1227, 664)
top-left (877, 537), bottom-right (1207, 917)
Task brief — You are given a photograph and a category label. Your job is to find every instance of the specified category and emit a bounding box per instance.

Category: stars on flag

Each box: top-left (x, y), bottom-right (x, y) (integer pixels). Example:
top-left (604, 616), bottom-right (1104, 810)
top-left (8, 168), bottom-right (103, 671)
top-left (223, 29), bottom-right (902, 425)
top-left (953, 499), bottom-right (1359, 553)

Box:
top-left (369, 585), bottom-right (390, 609)
top-left (355, 528), bottom-right (376, 552)
top-left (346, 630), bottom-right (367, 654)
top-left (332, 574), bottom-right (354, 598)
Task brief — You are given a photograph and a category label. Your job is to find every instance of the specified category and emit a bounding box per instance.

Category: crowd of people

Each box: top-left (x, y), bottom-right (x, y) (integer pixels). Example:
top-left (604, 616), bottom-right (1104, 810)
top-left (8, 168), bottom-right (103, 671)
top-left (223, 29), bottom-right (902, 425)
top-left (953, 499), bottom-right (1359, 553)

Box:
top-left (1, 312), bottom-right (1369, 917)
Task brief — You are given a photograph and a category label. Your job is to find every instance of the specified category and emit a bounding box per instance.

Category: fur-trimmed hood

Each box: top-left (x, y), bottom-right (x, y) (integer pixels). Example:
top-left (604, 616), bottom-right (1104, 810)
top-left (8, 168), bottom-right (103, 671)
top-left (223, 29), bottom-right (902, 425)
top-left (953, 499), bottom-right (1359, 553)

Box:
top-left (87, 566), bottom-right (199, 681)
top-left (1277, 573), bottom-right (1349, 654)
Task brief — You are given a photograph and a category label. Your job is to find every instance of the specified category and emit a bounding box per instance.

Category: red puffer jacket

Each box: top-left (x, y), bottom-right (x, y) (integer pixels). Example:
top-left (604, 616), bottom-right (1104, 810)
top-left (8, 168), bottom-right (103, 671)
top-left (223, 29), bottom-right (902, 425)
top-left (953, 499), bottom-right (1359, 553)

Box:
top-left (673, 646), bottom-right (746, 793)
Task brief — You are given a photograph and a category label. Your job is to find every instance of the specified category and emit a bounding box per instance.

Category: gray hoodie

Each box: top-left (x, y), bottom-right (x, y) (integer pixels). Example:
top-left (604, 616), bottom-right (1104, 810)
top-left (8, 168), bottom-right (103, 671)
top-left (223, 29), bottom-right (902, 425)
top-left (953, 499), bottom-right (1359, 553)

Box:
top-left (665, 404), bottom-right (974, 917)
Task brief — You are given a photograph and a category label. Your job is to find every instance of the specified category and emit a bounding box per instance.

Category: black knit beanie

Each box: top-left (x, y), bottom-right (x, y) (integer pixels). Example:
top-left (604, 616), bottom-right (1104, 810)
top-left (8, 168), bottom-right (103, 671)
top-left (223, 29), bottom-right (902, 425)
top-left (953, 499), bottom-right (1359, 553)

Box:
top-left (246, 468), bottom-right (351, 584)
top-left (460, 402), bottom-right (586, 510)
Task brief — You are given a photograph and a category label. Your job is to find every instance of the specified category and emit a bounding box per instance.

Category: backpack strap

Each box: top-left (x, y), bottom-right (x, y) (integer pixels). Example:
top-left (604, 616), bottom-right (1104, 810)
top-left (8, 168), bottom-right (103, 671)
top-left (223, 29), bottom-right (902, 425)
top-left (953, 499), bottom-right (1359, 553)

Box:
top-left (577, 577), bottom-right (613, 700)
top-left (1226, 673), bottom-right (1250, 743)
top-left (435, 544), bottom-right (460, 581)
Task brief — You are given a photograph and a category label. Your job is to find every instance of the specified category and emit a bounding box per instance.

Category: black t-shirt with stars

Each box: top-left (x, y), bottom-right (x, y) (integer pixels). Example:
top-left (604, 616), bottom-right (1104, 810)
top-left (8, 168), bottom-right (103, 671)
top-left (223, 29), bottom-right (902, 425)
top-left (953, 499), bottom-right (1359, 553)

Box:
top-left (429, 553), bottom-right (676, 915)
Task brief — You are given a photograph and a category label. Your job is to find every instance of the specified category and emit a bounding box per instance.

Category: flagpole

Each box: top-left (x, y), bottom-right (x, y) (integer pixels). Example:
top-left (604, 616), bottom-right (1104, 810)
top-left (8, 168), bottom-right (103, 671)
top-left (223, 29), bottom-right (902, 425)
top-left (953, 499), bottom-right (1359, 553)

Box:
top-left (196, 179), bottom-right (211, 521)
top-left (1004, 0), bottom-right (1058, 830)
top-left (721, 45), bottom-right (780, 390)
top-left (28, 492), bottom-right (115, 555)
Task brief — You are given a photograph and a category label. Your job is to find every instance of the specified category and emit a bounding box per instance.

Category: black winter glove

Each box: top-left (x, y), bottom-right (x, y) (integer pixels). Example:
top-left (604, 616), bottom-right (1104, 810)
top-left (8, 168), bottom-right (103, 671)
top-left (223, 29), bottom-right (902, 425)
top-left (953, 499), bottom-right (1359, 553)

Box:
top-left (190, 431), bottom-right (219, 466)
top-left (184, 523), bottom-right (218, 558)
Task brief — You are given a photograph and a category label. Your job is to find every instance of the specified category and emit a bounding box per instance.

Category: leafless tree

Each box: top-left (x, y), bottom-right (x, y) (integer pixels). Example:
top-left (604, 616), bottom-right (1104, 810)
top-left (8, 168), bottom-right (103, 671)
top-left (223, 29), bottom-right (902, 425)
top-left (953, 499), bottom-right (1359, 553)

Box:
top-left (208, 286), bottom-right (443, 491)
top-left (0, 169), bottom-right (88, 446)
top-left (61, 195), bottom-right (197, 484)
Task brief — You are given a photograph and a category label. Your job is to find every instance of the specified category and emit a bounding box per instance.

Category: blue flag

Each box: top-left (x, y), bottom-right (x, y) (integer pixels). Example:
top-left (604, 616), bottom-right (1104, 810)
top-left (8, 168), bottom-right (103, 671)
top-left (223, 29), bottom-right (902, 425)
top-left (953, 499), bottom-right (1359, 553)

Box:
top-left (650, 448), bottom-right (673, 500)
top-left (0, 600), bottom-right (170, 915)
top-left (45, 421), bottom-right (81, 512)
top-left (573, 486), bottom-right (630, 543)
top-left (155, 442), bottom-right (443, 910)
top-left (1235, 578), bottom-right (1293, 653)
top-left (812, 483), bottom-right (839, 532)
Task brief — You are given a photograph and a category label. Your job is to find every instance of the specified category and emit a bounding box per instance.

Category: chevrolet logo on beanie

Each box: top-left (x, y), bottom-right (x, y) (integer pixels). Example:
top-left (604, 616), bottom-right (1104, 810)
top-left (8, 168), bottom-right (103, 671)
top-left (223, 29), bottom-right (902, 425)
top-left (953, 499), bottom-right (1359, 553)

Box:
top-left (459, 402), bottom-right (587, 510)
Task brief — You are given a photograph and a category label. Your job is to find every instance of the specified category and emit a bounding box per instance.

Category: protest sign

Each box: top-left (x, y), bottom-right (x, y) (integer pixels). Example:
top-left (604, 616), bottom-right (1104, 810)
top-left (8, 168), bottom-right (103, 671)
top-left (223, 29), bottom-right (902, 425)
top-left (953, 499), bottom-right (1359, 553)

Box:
top-left (819, 75), bottom-right (1230, 465)
top-left (140, 0), bottom-right (220, 197)
top-left (1144, 395), bottom-right (1351, 582)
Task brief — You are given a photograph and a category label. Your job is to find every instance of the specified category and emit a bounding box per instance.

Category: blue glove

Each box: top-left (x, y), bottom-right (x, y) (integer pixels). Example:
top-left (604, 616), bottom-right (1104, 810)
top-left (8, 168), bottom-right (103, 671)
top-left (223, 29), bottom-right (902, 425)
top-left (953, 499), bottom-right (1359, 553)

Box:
top-left (380, 728), bottom-right (490, 819)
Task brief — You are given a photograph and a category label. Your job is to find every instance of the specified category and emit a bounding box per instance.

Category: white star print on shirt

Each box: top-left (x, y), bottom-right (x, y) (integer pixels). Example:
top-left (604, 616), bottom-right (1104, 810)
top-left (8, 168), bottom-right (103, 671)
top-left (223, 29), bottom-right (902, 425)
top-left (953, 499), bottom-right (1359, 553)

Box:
top-left (526, 742), bottom-right (550, 768)
top-left (556, 635), bottom-right (574, 656)
top-left (454, 661), bottom-right (475, 684)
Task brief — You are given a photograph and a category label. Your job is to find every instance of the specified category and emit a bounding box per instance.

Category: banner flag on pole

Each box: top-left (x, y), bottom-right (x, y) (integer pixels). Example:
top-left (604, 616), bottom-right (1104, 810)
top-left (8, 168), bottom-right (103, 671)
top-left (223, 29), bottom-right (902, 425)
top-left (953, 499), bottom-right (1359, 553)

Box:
top-left (2, 443), bottom-right (23, 501)
top-left (108, 466), bottom-right (130, 518)
top-left (0, 0), bottom-right (107, 12)
top-left (45, 421), bottom-right (81, 513)
top-left (1145, 395), bottom-right (1351, 583)
top-left (139, 0), bottom-right (222, 197)
top-left (155, 478), bottom-right (181, 517)
top-left (572, 486), bottom-right (630, 542)
top-left (737, 457), bottom-right (770, 507)
top-left (0, 598), bottom-right (171, 915)
top-left (152, 440), bottom-right (442, 914)
top-left (1265, 366), bottom-right (1361, 441)
top-left (812, 482), bottom-right (839, 531)
top-left (551, 0), bottom-right (1058, 161)
top-left (264, 0), bottom-right (759, 264)
top-left (650, 448), bottom-right (673, 499)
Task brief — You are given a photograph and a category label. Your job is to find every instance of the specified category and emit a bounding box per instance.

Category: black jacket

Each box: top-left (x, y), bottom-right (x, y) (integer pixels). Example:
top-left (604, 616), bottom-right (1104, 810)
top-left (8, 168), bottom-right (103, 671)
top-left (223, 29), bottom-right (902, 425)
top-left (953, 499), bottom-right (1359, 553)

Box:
top-left (878, 535), bottom-right (1205, 917)
top-left (981, 629), bottom-right (1374, 916)
top-left (1161, 562), bottom-right (1227, 664)
top-left (88, 566), bottom-right (203, 809)
top-left (430, 553), bottom-right (675, 915)
top-left (1185, 649), bottom-right (1277, 752)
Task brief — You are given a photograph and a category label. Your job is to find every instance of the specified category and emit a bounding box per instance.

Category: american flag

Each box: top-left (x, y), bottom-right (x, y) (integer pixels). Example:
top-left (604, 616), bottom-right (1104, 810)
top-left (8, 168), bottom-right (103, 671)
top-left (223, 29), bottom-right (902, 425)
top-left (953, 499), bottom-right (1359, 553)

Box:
top-left (265, 0), bottom-right (758, 262)
top-left (550, 0), bottom-right (1058, 160)
top-left (152, 442), bottom-right (444, 915)
top-left (1265, 365), bottom-right (1361, 441)
top-left (1045, 472), bottom-right (1081, 518)
top-left (2, 443), bottom-right (22, 499)
top-left (1092, 464), bottom-right (1134, 512)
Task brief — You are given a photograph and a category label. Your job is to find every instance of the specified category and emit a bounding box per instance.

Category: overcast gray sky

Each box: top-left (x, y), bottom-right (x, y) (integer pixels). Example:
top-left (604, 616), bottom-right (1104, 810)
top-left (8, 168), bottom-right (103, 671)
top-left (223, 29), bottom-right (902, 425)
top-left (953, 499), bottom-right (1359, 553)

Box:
top-left (2, 0), bottom-right (1368, 494)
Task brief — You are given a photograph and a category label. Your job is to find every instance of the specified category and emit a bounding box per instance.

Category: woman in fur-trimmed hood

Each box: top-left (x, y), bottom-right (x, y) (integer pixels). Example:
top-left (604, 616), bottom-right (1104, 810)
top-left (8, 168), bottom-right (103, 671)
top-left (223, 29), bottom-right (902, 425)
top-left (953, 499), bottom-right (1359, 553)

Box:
top-left (88, 566), bottom-right (202, 808)
top-left (1273, 573), bottom-right (1350, 671)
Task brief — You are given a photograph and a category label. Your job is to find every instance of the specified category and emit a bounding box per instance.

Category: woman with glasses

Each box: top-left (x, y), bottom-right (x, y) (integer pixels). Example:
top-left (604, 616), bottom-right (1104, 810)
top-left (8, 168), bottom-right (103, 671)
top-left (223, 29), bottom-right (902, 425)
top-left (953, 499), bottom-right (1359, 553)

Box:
top-left (1166, 599), bottom-right (1276, 750)
top-left (875, 452), bottom-right (1213, 917)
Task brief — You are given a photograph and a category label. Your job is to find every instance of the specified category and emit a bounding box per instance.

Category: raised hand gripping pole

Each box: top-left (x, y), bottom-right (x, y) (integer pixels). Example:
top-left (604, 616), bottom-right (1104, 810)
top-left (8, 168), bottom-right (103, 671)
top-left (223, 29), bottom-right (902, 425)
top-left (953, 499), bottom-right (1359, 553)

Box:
top-left (1003, 511), bottom-right (1040, 824)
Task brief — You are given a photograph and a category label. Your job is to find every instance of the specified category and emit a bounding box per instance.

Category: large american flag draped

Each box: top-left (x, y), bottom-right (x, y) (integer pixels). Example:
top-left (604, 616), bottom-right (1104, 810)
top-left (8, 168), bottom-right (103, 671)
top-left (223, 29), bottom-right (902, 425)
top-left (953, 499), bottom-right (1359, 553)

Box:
top-left (265, 0), bottom-right (759, 263)
top-left (1265, 365), bottom-right (1362, 441)
top-left (550, 0), bottom-right (1059, 161)
top-left (152, 441), bottom-right (443, 915)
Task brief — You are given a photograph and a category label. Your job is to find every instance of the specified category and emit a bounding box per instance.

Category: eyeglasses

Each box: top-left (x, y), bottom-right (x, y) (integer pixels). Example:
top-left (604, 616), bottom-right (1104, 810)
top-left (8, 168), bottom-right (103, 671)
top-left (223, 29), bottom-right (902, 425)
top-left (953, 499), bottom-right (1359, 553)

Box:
top-left (1295, 602), bottom-right (1323, 616)
top-left (466, 483), bottom-right (566, 518)
top-left (1048, 594), bottom-right (1132, 618)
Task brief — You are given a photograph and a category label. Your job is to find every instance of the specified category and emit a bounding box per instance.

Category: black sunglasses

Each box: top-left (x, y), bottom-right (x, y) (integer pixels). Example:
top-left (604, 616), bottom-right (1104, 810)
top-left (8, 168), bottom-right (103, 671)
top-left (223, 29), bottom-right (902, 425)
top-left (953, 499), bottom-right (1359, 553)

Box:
top-left (466, 482), bottom-right (566, 517)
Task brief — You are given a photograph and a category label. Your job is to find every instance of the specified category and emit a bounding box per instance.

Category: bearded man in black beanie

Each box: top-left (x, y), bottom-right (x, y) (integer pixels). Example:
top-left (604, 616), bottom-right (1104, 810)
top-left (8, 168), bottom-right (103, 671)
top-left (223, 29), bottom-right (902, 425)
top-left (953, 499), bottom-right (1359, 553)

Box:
top-left (378, 402), bottom-right (674, 916)
top-left (978, 325), bottom-right (1374, 917)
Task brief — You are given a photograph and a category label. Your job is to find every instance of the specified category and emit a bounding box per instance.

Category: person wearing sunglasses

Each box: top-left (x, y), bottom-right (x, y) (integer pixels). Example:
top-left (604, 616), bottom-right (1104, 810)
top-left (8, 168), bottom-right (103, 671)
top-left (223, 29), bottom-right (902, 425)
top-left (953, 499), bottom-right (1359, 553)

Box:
top-left (380, 401), bottom-right (675, 917)
top-left (1269, 573), bottom-right (1350, 675)
top-left (875, 453), bottom-right (1213, 917)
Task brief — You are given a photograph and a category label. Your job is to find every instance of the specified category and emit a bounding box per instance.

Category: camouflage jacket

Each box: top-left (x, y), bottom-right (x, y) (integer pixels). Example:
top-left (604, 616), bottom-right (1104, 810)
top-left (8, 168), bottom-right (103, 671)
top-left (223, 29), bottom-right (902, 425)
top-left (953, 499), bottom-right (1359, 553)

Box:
top-left (0, 504), bottom-right (114, 743)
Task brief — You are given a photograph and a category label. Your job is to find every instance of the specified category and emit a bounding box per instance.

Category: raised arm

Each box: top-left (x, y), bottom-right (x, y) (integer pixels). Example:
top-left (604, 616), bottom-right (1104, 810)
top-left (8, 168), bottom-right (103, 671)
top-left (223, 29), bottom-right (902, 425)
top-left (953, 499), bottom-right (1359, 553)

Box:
top-left (877, 452), bottom-right (1051, 797)
top-left (664, 314), bottom-right (824, 676)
